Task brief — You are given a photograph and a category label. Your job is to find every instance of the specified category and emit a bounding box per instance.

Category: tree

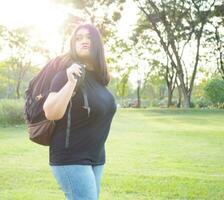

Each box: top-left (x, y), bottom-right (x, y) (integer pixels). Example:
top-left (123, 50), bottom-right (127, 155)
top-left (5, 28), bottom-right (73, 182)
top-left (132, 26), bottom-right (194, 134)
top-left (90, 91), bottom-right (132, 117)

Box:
top-left (131, 18), bottom-right (177, 107)
top-left (204, 78), bottom-right (224, 105)
top-left (54, 0), bottom-right (123, 42)
top-left (1, 26), bottom-right (48, 98)
top-left (116, 69), bottom-right (131, 105)
top-left (133, 0), bottom-right (216, 108)
top-left (204, 3), bottom-right (224, 79)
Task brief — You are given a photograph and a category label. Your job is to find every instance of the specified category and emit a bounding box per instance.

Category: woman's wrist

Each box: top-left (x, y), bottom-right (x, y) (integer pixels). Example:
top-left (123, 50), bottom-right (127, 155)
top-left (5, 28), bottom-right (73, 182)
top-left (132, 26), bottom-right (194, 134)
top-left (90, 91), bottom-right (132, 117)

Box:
top-left (67, 79), bottom-right (77, 88)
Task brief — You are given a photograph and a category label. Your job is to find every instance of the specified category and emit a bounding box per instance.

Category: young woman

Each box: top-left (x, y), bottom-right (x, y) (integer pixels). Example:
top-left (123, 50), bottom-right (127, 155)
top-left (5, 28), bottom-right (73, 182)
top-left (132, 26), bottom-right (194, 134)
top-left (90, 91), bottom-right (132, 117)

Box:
top-left (43, 24), bottom-right (117, 200)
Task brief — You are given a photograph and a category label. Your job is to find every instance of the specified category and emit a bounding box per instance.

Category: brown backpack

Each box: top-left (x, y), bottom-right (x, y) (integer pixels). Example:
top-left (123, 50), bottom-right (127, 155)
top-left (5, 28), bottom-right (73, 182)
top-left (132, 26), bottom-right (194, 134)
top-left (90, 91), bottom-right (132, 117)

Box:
top-left (23, 58), bottom-right (90, 147)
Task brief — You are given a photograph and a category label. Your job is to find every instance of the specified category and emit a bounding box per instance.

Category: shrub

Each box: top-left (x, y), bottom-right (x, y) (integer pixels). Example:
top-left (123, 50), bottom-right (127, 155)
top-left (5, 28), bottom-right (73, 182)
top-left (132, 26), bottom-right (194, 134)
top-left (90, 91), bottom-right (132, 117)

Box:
top-left (204, 78), bottom-right (224, 105)
top-left (0, 99), bottom-right (25, 125)
top-left (194, 97), bottom-right (212, 108)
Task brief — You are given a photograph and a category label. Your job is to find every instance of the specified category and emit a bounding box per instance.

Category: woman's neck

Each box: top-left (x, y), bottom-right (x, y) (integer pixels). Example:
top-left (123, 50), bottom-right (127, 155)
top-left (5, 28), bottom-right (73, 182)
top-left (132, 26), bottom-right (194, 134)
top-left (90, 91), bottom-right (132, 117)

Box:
top-left (79, 58), bottom-right (94, 71)
top-left (84, 63), bottom-right (94, 71)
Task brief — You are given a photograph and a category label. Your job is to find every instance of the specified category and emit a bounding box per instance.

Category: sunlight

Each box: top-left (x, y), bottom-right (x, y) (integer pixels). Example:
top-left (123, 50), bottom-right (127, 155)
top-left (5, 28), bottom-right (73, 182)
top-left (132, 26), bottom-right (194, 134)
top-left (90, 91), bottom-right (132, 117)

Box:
top-left (0, 0), bottom-right (69, 53)
top-left (0, 0), bottom-right (67, 28)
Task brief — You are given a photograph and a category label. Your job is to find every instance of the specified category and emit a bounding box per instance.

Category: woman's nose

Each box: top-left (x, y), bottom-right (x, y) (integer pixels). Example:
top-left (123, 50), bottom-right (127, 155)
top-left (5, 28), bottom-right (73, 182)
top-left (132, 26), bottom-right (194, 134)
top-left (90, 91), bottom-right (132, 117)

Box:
top-left (82, 41), bottom-right (89, 45)
top-left (80, 36), bottom-right (88, 42)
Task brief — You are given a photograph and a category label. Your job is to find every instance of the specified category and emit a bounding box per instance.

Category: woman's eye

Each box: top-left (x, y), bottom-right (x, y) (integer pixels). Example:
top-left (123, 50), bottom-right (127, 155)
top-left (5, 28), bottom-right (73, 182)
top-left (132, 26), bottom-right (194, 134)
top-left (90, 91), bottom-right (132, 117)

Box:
top-left (75, 35), bottom-right (91, 41)
top-left (75, 37), bottom-right (82, 41)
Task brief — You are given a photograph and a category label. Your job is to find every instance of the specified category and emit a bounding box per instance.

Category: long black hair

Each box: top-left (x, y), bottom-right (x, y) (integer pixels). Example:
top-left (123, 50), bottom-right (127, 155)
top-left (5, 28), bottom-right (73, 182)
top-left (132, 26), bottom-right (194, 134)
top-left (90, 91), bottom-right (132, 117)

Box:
top-left (51, 24), bottom-right (110, 86)
top-left (69, 24), bottom-right (110, 86)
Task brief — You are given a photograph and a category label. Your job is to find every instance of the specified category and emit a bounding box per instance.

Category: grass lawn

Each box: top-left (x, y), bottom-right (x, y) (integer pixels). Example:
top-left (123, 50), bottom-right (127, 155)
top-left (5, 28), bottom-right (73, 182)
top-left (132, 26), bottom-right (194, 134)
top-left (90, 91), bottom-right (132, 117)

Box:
top-left (0, 108), bottom-right (224, 200)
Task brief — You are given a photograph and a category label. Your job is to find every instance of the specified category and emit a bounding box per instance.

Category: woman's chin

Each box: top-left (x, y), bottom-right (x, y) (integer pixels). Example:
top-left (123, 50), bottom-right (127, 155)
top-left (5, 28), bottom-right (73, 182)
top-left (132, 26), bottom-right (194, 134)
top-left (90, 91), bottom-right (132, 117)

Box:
top-left (78, 55), bottom-right (91, 63)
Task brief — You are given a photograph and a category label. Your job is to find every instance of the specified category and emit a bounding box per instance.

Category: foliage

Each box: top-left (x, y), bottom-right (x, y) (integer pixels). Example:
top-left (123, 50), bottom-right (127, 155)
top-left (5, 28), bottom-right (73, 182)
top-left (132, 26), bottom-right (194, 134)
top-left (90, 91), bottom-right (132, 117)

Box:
top-left (204, 78), bottom-right (224, 105)
top-left (0, 99), bottom-right (25, 125)
top-left (0, 26), bottom-right (49, 99)
top-left (132, 0), bottom-right (218, 108)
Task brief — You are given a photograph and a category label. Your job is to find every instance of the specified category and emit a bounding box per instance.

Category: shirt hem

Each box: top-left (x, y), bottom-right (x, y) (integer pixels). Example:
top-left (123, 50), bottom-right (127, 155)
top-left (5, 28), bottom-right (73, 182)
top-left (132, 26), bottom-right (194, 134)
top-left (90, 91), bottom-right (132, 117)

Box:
top-left (49, 160), bottom-right (105, 166)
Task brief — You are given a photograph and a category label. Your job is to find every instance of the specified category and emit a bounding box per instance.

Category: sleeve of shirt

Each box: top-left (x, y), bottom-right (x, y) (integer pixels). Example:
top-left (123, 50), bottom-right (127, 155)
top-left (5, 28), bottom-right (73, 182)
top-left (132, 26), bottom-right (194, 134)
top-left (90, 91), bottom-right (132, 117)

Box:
top-left (49, 70), bottom-right (68, 93)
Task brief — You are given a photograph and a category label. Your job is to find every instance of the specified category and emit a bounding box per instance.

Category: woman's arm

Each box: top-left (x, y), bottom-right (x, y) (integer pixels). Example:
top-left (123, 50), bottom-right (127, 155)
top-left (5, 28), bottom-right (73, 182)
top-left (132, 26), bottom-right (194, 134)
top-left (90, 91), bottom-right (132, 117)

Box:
top-left (43, 63), bottom-right (83, 120)
top-left (43, 81), bottom-right (76, 120)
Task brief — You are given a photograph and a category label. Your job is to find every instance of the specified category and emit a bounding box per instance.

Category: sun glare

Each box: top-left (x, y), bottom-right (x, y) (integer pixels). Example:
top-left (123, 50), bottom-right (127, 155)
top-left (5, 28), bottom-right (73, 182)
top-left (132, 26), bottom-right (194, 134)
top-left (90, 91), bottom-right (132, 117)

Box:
top-left (0, 0), bottom-right (70, 53)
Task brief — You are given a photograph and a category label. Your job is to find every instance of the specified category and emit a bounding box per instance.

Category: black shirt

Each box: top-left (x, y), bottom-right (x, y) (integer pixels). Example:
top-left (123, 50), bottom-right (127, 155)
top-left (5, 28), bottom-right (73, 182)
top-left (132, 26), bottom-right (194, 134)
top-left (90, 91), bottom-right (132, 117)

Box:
top-left (48, 68), bottom-right (117, 166)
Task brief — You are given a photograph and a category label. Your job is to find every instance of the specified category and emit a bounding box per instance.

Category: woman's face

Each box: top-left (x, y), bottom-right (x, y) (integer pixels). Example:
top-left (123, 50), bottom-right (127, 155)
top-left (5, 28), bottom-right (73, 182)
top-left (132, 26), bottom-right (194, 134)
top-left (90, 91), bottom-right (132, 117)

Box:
top-left (75, 28), bottom-right (91, 59)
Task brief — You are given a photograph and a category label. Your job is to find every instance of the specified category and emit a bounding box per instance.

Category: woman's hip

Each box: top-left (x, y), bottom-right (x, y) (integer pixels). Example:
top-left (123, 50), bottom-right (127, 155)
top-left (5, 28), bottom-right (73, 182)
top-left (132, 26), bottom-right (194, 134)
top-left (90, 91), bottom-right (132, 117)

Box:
top-left (50, 164), bottom-right (104, 200)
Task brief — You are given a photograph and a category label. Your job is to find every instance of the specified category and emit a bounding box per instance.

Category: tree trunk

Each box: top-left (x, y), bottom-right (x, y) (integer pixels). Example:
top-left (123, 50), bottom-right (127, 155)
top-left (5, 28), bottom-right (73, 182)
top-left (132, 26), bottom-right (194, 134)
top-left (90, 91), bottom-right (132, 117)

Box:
top-left (177, 85), bottom-right (182, 108)
top-left (137, 83), bottom-right (141, 108)
top-left (16, 79), bottom-right (21, 99)
top-left (183, 93), bottom-right (191, 108)
top-left (167, 85), bottom-right (173, 107)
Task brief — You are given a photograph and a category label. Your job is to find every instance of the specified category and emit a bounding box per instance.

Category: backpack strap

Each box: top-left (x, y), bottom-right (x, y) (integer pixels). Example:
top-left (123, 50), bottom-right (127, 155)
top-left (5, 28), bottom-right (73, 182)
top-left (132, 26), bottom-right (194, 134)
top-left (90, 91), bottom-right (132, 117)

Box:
top-left (64, 82), bottom-right (91, 149)
top-left (65, 98), bottom-right (73, 149)
top-left (80, 83), bottom-right (90, 118)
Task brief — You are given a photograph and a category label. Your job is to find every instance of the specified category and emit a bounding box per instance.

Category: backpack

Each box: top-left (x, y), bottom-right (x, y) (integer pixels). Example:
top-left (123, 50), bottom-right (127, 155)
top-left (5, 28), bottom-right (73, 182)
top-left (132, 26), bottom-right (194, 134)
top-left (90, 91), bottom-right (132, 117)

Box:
top-left (24, 57), bottom-right (90, 148)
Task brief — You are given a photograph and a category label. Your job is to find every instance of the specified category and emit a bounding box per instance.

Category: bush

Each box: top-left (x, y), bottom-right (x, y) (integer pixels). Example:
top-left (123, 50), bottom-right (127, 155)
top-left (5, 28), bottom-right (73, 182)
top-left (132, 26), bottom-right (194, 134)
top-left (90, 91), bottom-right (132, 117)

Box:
top-left (0, 99), bottom-right (25, 126)
top-left (194, 97), bottom-right (212, 108)
top-left (216, 102), bottom-right (224, 109)
top-left (204, 78), bottom-right (224, 105)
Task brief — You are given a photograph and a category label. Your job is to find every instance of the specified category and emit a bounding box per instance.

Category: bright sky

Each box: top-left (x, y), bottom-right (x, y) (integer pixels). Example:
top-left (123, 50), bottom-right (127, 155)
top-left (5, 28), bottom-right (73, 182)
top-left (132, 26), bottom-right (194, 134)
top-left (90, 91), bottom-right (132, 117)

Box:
top-left (0, 0), bottom-right (141, 87)
top-left (0, 0), bottom-right (72, 54)
top-left (0, 0), bottom-right (138, 51)
top-left (0, 0), bottom-right (64, 28)
top-left (0, 0), bottom-right (215, 89)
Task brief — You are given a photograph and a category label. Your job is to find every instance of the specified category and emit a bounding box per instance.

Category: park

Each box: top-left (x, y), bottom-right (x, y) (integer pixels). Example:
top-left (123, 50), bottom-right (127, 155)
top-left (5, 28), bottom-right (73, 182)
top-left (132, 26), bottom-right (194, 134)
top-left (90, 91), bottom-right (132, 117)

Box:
top-left (0, 0), bottom-right (224, 199)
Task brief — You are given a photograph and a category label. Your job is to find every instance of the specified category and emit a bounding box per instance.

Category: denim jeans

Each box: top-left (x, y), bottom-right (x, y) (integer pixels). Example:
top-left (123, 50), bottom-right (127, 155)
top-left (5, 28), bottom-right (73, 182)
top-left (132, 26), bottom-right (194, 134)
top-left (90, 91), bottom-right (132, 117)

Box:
top-left (50, 164), bottom-right (104, 200)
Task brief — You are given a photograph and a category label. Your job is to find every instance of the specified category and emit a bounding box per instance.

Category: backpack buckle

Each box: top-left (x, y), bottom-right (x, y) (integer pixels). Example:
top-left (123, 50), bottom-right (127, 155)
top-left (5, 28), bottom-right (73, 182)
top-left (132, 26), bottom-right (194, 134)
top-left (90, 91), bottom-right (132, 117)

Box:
top-left (35, 94), bottom-right (43, 101)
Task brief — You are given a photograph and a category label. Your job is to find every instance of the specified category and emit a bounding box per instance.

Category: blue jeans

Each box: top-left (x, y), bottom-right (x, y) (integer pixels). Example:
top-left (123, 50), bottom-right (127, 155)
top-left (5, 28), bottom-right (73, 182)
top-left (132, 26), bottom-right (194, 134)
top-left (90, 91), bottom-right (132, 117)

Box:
top-left (50, 164), bottom-right (104, 200)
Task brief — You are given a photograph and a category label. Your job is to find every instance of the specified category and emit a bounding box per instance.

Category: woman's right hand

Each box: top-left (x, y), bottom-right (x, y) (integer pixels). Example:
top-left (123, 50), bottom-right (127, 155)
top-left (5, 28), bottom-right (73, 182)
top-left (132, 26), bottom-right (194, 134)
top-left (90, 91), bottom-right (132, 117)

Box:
top-left (66, 63), bottom-right (83, 84)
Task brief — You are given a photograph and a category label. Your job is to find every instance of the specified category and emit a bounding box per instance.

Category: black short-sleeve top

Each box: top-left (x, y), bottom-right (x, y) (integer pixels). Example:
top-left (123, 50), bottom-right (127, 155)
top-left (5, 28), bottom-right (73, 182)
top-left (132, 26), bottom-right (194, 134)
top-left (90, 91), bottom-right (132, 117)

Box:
top-left (48, 68), bottom-right (117, 166)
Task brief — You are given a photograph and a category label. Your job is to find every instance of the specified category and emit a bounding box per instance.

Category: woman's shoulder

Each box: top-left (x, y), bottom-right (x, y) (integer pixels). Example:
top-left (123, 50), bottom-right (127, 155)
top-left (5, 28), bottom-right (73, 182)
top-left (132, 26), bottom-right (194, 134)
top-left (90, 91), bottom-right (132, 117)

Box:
top-left (49, 70), bottom-right (68, 93)
top-left (54, 69), bottom-right (67, 79)
top-left (51, 70), bottom-right (68, 87)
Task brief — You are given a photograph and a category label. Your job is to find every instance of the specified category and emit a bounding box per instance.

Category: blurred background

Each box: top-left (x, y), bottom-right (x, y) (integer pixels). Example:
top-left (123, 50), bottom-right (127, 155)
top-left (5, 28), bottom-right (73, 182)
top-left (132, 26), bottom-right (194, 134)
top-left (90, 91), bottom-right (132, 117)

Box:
top-left (0, 1), bottom-right (224, 200)
top-left (0, 0), bottom-right (224, 123)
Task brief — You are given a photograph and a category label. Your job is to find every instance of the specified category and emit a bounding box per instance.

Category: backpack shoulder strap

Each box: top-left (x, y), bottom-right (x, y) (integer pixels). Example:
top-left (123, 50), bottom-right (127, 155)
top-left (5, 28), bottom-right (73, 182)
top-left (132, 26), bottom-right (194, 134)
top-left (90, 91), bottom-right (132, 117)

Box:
top-left (80, 83), bottom-right (90, 118)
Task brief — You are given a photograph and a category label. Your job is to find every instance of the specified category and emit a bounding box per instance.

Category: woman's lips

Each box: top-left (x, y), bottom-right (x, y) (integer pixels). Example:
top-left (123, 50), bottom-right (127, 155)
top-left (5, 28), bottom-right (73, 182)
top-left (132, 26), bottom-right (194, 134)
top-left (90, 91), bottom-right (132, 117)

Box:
top-left (82, 46), bottom-right (89, 49)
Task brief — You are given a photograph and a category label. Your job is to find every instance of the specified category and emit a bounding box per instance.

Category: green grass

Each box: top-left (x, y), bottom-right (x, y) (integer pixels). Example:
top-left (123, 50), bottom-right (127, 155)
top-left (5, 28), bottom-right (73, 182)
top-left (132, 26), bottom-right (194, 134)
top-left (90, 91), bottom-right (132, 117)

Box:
top-left (0, 108), bottom-right (224, 200)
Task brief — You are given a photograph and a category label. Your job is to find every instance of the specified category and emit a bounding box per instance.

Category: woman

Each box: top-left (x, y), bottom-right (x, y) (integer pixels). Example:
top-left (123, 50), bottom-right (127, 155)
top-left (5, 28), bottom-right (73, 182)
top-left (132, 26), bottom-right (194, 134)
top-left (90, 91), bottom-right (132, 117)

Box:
top-left (43, 24), bottom-right (117, 200)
